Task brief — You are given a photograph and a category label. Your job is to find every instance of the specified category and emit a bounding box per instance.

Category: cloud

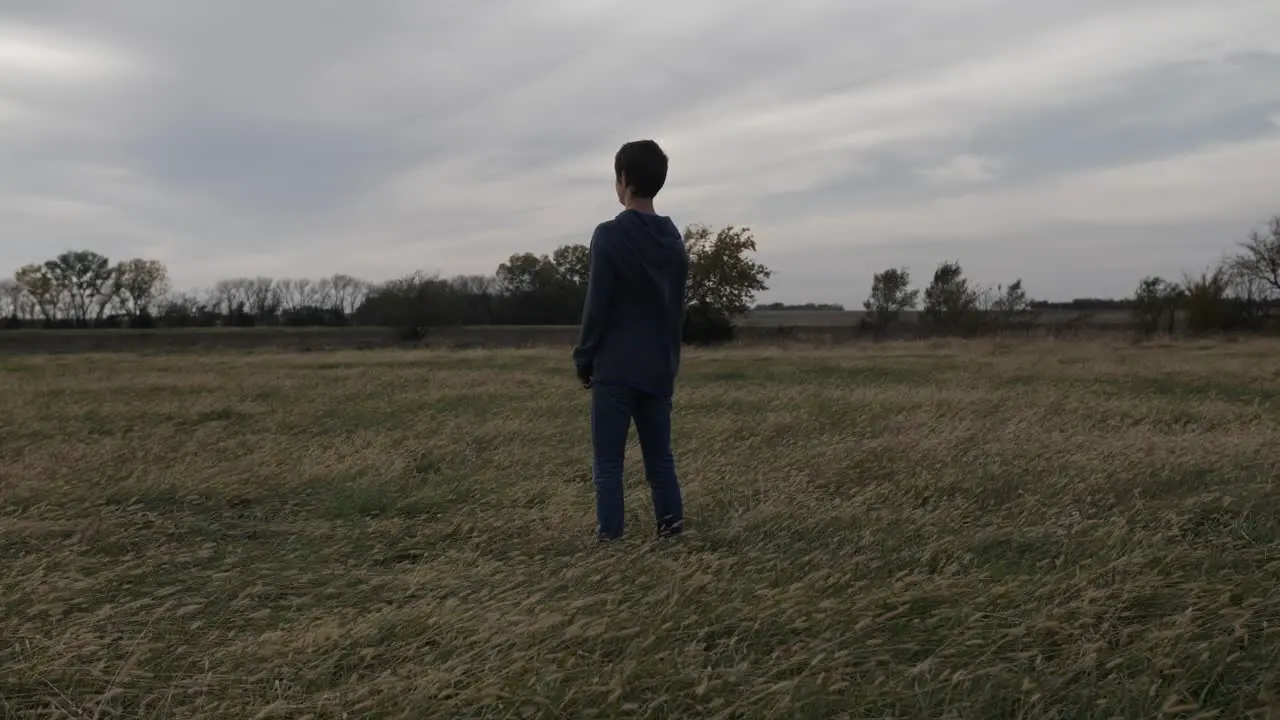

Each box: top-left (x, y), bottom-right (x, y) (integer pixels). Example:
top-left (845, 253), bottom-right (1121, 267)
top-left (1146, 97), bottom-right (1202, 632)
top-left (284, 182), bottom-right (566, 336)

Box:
top-left (918, 155), bottom-right (1003, 185)
top-left (0, 22), bottom-right (135, 82)
top-left (1, 0), bottom-right (1279, 302)
top-left (775, 135), bottom-right (1280, 245)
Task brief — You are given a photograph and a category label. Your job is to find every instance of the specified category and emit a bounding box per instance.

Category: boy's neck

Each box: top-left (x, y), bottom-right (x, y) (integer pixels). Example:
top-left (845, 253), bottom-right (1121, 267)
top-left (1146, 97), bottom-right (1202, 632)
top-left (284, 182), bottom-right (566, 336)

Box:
top-left (624, 196), bottom-right (656, 214)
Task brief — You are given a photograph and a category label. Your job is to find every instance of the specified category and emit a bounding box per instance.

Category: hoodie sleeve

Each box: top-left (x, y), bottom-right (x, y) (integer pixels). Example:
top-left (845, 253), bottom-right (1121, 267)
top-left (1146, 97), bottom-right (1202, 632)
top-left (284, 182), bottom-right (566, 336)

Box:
top-left (572, 224), bottom-right (614, 372)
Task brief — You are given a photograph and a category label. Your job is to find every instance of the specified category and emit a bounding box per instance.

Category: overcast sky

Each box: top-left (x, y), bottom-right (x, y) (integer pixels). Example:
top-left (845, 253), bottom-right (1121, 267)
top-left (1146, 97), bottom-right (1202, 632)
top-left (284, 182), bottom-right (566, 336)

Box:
top-left (2, 0), bottom-right (1279, 305)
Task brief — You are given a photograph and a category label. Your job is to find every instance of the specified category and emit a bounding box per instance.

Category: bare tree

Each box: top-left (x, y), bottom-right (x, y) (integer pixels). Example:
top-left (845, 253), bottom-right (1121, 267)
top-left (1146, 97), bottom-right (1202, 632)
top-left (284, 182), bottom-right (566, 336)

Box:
top-left (158, 290), bottom-right (206, 322)
top-left (211, 278), bottom-right (252, 316)
top-left (1224, 258), bottom-right (1268, 328)
top-left (330, 274), bottom-right (369, 314)
top-left (245, 277), bottom-right (280, 321)
top-left (0, 278), bottom-right (25, 320)
top-left (276, 278), bottom-right (309, 312)
top-left (1229, 215), bottom-right (1280, 308)
top-left (451, 274), bottom-right (498, 296)
top-left (313, 276), bottom-right (336, 310)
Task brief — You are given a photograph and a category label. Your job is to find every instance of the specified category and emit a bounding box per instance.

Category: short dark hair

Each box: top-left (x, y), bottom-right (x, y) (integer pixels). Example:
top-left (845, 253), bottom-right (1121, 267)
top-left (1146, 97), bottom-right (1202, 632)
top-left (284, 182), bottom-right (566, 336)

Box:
top-left (614, 140), bottom-right (668, 198)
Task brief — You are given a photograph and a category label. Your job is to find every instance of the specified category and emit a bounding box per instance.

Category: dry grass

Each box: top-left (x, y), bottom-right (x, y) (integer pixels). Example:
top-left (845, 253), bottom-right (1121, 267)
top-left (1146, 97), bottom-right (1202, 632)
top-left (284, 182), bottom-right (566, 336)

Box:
top-left (2, 339), bottom-right (1279, 719)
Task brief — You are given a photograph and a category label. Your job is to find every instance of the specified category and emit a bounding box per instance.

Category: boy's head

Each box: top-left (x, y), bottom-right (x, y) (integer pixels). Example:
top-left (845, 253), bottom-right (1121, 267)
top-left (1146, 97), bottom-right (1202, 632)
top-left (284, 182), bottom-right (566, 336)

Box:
top-left (614, 139), bottom-right (668, 206)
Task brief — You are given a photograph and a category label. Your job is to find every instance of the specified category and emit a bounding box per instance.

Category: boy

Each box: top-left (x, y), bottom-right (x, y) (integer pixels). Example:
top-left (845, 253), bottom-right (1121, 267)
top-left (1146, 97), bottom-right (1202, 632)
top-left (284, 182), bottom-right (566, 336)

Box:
top-left (572, 139), bottom-right (689, 542)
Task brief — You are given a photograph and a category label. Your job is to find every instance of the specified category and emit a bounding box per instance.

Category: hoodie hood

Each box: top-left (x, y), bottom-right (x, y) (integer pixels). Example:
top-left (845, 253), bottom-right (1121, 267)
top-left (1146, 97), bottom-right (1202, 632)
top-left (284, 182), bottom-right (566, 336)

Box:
top-left (610, 209), bottom-right (686, 280)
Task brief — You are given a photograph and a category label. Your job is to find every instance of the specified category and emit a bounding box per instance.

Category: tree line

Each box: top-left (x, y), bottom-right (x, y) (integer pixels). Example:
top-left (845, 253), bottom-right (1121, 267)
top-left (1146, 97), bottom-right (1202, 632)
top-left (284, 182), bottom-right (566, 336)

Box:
top-left (3, 214), bottom-right (1277, 340)
top-left (0, 224), bottom-right (771, 342)
top-left (858, 214), bottom-right (1278, 336)
top-left (0, 253), bottom-right (372, 330)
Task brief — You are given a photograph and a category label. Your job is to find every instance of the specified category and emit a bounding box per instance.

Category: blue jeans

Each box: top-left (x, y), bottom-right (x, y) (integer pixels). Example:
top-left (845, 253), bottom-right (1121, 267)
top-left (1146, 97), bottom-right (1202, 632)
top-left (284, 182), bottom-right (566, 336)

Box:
top-left (591, 382), bottom-right (683, 539)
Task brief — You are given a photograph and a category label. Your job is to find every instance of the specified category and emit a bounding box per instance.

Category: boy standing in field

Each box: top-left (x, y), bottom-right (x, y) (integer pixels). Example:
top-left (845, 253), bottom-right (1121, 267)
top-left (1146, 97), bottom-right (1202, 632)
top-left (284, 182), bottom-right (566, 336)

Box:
top-left (572, 139), bottom-right (688, 543)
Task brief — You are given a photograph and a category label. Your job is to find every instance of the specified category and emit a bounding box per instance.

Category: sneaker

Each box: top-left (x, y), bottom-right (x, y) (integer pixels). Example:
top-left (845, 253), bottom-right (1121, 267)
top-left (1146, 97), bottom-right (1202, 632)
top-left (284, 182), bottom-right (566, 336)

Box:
top-left (656, 517), bottom-right (683, 540)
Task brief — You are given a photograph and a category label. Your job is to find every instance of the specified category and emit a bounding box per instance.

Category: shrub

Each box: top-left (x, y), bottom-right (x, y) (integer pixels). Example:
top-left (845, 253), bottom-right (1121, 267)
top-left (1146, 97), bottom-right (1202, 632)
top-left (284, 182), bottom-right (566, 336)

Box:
top-left (683, 303), bottom-right (735, 345)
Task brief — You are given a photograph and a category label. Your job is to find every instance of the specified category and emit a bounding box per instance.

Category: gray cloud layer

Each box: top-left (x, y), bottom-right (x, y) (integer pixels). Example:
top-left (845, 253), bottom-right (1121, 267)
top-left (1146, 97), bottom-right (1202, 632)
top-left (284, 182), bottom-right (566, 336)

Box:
top-left (2, 0), bottom-right (1279, 304)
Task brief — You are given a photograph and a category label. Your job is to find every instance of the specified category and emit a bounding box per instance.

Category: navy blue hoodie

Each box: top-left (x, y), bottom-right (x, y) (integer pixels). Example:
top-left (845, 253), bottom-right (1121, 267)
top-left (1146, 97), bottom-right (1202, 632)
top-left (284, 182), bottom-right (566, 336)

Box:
top-left (572, 209), bottom-right (689, 397)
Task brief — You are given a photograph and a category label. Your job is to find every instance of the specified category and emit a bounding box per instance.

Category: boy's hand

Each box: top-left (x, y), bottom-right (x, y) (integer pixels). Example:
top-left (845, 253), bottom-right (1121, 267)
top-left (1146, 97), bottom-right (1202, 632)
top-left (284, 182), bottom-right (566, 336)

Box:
top-left (577, 364), bottom-right (593, 389)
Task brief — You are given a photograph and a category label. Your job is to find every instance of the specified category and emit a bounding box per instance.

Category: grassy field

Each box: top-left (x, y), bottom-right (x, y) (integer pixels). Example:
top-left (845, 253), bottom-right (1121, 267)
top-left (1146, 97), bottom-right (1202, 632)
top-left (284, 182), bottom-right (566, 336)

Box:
top-left (2, 340), bottom-right (1279, 718)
